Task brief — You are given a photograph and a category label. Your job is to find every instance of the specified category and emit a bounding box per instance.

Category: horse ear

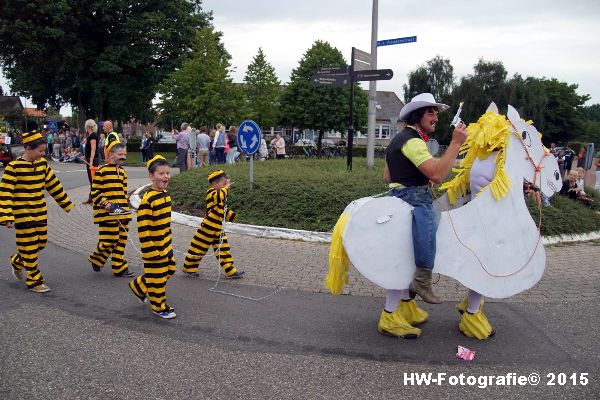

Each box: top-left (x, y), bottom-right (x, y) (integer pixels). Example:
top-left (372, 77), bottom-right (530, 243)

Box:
top-left (486, 102), bottom-right (499, 114)
top-left (507, 105), bottom-right (521, 124)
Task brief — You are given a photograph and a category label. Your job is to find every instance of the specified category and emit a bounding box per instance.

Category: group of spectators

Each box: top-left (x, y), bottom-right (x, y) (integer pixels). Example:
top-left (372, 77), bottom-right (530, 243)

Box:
top-left (169, 122), bottom-right (288, 172)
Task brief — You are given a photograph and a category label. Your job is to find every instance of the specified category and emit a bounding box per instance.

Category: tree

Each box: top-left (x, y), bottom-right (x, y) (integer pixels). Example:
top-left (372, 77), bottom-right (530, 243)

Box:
top-left (0, 0), bottom-right (209, 129)
top-left (403, 56), bottom-right (456, 143)
top-left (403, 56), bottom-right (455, 103)
top-left (538, 79), bottom-right (589, 144)
top-left (280, 40), bottom-right (367, 147)
top-left (244, 48), bottom-right (281, 129)
top-left (156, 27), bottom-right (245, 128)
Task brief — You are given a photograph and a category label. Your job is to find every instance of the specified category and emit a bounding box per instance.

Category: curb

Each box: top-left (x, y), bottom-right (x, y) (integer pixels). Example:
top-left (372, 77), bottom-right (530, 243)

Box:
top-left (131, 184), bottom-right (600, 245)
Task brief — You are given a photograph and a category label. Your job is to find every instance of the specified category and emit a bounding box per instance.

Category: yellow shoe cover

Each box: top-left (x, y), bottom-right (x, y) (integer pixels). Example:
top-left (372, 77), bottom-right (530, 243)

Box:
top-left (456, 297), bottom-right (484, 314)
top-left (397, 299), bottom-right (428, 325)
top-left (459, 310), bottom-right (495, 340)
top-left (377, 310), bottom-right (421, 339)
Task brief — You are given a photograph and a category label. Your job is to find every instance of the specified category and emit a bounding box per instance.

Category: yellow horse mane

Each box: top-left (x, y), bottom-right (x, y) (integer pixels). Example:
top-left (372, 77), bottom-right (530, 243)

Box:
top-left (440, 111), bottom-right (512, 204)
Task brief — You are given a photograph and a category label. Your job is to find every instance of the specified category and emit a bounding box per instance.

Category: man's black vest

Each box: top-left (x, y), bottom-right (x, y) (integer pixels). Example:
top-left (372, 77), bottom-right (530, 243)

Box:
top-left (385, 127), bottom-right (430, 187)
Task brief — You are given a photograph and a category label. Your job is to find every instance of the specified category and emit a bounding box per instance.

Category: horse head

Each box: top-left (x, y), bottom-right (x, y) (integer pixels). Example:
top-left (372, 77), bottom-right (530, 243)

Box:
top-left (506, 105), bottom-right (562, 197)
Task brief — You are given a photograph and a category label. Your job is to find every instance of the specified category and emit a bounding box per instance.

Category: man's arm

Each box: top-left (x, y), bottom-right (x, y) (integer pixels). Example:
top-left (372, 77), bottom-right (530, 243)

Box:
top-left (0, 163), bottom-right (16, 227)
top-left (417, 124), bottom-right (467, 184)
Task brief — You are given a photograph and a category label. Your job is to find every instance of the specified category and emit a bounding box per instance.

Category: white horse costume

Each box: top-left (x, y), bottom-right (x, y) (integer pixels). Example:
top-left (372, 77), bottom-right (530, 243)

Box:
top-left (326, 104), bottom-right (562, 338)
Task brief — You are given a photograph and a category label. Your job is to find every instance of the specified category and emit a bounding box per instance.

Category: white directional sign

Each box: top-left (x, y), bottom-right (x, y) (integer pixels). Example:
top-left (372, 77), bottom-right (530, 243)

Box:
top-left (237, 120), bottom-right (262, 155)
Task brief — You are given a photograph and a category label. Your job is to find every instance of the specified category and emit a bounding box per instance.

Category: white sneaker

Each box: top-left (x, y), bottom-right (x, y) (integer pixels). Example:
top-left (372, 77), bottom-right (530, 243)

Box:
top-left (153, 310), bottom-right (176, 319)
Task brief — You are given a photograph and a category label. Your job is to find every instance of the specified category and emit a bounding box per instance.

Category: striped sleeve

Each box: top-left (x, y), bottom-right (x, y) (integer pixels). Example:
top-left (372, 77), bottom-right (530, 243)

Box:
top-left (44, 162), bottom-right (74, 212)
top-left (0, 163), bottom-right (16, 224)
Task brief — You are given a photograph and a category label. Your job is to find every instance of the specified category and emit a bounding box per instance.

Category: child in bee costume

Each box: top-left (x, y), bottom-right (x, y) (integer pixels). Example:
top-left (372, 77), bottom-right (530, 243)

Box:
top-left (129, 155), bottom-right (177, 319)
top-left (182, 170), bottom-right (245, 279)
top-left (88, 141), bottom-right (134, 277)
top-left (0, 131), bottom-right (74, 293)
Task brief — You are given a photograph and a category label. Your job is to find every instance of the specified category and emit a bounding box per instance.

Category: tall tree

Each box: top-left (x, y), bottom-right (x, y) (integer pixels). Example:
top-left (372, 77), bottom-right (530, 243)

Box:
top-left (280, 40), bottom-right (367, 147)
top-left (244, 48), bottom-right (281, 129)
top-left (403, 56), bottom-right (456, 143)
top-left (538, 79), bottom-right (589, 144)
top-left (0, 0), bottom-right (209, 129)
top-left (156, 27), bottom-right (245, 128)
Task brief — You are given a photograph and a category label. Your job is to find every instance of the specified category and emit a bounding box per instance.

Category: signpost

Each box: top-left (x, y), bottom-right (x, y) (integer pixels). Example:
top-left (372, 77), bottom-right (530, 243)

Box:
top-left (311, 66), bottom-right (351, 88)
top-left (377, 35), bottom-right (417, 47)
top-left (237, 120), bottom-right (262, 190)
top-left (353, 69), bottom-right (393, 82)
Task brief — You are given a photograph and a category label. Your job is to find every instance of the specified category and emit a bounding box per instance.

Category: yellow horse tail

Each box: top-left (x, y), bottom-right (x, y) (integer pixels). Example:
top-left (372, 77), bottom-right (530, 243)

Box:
top-left (325, 212), bottom-right (350, 295)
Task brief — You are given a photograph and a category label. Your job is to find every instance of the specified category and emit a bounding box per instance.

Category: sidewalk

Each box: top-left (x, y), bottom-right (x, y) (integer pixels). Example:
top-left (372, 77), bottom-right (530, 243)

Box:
top-left (46, 179), bottom-right (600, 303)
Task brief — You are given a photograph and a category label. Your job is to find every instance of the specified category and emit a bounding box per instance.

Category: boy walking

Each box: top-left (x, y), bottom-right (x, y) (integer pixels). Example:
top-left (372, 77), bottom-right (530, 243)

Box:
top-left (182, 170), bottom-right (245, 279)
top-left (0, 131), bottom-right (74, 292)
top-left (88, 141), bottom-right (133, 277)
top-left (129, 155), bottom-right (177, 319)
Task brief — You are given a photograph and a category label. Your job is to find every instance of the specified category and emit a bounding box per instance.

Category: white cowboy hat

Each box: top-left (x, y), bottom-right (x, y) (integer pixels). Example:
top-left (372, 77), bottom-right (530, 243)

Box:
top-left (399, 93), bottom-right (449, 121)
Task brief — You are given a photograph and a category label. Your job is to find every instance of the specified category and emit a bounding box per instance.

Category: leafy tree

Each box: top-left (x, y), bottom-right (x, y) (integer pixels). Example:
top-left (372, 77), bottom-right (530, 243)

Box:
top-left (503, 74), bottom-right (547, 127)
top-left (156, 27), bottom-right (245, 129)
top-left (244, 48), bottom-right (281, 129)
top-left (538, 79), bottom-right (589, 144)
top-left (280, 40), bottom-right (367, 147)
top-left (0, 0), bottom-right (209, 129)
top-left (403, 56), bottom-right (456, 143)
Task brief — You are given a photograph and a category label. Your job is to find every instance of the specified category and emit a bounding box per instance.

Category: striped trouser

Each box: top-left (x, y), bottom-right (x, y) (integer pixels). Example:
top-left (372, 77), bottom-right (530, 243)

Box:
top-left (88, 221), bottom-right (129, 275)
top-left (129, 256), bottom-right (176, 313)
top-left (11, 225), bottom-right (48, 289)
top-left (182, 226), bottom-right (237, 277)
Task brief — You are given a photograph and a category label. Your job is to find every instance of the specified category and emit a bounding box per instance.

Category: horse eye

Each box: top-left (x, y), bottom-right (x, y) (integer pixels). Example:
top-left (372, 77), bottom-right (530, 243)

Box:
top-left (521, 131), bottom-right (527, 140)
top-left (521, 131), bottom-right (531, 146)
top-left (554, 170), bottom-right (560, 180)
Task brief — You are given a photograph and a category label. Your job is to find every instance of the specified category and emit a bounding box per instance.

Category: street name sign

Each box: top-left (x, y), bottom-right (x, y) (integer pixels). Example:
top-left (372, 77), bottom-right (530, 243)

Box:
top-left (310, 74), bottom-right (350, 88)
top-left (377, 36), bottom-right (417, 47)
top-left (314, 66), bottom-right (349, 76)
top-left (353, 69), bottom-right (394, 82)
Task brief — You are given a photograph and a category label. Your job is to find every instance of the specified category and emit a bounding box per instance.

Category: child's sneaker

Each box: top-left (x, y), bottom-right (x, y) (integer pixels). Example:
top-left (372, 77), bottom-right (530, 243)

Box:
top-left (115, 269), bottom-right (135, 278)
top-left (153, 309), bottom-right (176, 319)
top-left (10, 255), bottom-right (22, 280)
top-left (30, 283), bottom-right (51, 293)
top-left (91, 264), bottom-right (101, 272)
top-left (108, 203), bottom-right (131, 216)
top-left (226, 270), bottom-right (245, 280)
top-left (183, 271), bottom-right (200, 278)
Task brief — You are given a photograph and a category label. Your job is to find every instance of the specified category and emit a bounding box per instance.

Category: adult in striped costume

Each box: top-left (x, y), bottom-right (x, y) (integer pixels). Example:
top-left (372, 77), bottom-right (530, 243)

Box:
top-left (88, 141), bottom-right (134, 277)
top-left (182, 170), bottom-right (244, 279)
top-left (0, 131), bottom-right (74, 293)
top-left (129, 155), bottom-right (177, 319)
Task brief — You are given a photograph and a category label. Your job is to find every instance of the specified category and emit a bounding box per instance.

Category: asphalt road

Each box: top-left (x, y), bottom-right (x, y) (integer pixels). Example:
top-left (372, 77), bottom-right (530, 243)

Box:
top-left (0, 163), bottom-right (598, 399)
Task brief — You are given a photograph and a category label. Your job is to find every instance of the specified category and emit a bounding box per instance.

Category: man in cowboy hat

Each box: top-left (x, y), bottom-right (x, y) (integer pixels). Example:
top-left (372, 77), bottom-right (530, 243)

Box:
top-left (378, 93), bottom-right (468, 337)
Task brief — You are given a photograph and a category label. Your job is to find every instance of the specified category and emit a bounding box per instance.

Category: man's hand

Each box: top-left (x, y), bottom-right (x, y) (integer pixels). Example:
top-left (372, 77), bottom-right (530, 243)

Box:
top-left (104, 202), bottom-right (112, 211)
top-left (450, 122), bottom-right (468, 146)
top-left (5, 221), bottom-right (14, 229)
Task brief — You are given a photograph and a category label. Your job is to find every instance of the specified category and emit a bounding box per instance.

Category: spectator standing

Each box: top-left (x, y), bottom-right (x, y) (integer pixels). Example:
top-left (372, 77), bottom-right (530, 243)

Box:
top-left (271, 132), bottom-right (286, 159)
top-left (171, 123), bottom-right (190, 172)
top-left (146, 132), bottom-right (154, 160)
top-left (208, 129), bottom-right (217, 164)
top-left (188, 126), bottom-right (197, 169)
top-left (83, 119), bottom-right (100, 204)
top-left (577, 147), bottom-right (587, 168)
top-left (196, 127), bottom-right (210, 167)
top-left (563, 144), bottom-right (574, 177)
top-left (259, 138), bottom-right (268, 161)
top-left (140, 134), bottom-right (148, 163)
top-left (226, 126), bottom-right (238, 164)
top-left (65, 131), bottom-right (73, 153)
top-left (46, 130), bottom-right (54, 158)
top-left (214, 123), bottom-right (227, 164)
top-left (98, 133), bottom-right (105, 163)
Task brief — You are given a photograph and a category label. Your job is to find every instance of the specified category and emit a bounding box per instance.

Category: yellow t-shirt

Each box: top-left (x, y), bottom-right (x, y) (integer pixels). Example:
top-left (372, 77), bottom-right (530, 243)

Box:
top-left (401, 138), bottom-right (432, 167)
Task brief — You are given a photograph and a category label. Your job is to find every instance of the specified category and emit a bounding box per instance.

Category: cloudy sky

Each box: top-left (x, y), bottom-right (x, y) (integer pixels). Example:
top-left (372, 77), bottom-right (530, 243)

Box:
top-left (203, 0), bottom-right (600, 105)
top-left (2, 0), bottom-right (599, 115)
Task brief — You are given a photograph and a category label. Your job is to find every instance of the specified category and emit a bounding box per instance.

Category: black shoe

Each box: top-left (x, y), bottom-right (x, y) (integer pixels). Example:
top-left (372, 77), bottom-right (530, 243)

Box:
top-left (183, 271), bottom-right (200, 278)
top-left (226, 270), bottom-right (245, 280)
top-left (108, 204), bottom-right (132, 216)
top-left (115, 269), bottom-right (135, 278)
top-left (91, 264), bottom-right (101, 272)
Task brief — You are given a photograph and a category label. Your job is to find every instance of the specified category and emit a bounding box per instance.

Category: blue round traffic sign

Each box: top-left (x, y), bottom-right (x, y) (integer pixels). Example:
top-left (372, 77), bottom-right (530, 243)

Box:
top-left (237, 120), bottom-right (262, 155)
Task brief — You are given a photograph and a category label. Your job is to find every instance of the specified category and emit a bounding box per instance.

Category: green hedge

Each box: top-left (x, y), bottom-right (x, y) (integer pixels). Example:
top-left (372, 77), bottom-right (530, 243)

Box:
top-left (169, 158), bottom-right (600, 234)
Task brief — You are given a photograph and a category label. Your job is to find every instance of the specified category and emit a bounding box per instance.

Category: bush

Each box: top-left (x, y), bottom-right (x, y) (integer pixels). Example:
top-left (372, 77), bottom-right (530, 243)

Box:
top-left (169, 158), bottom-right (600, 234)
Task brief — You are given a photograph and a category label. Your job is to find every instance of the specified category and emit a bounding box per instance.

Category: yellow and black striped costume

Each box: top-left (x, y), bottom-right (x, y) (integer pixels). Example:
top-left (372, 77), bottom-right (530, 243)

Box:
top-left (183, 187), bottom-right (239, 276)
top-left (88, 163), bottom-right (131, 275)
top-left (0, 157), bottom-right (73, 289)
top-left (129, 189), bottom-right (175, 312)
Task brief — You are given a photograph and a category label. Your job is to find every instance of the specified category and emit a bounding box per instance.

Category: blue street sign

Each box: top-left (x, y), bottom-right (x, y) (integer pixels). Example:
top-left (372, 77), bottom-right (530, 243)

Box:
top-left (377, 36), bottom-right (417, 47)
top-left (237, 120), bottom-right (262, 155)
top-left (48, 120), bottom-right (58, 132)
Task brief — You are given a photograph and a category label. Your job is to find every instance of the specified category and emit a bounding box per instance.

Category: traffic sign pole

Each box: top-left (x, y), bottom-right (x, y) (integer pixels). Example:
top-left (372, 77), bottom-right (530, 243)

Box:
top-left (236, 120), bottom-right (262, 190)
top-left (347, 48), bottom-right (356, 171)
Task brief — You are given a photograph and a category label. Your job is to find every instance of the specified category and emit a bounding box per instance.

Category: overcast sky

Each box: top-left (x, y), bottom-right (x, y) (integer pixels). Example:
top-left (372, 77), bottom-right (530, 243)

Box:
top-left (203, 0), bottom-right (600, 105)
top-left (2, 0), bottom-right (599, 116)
